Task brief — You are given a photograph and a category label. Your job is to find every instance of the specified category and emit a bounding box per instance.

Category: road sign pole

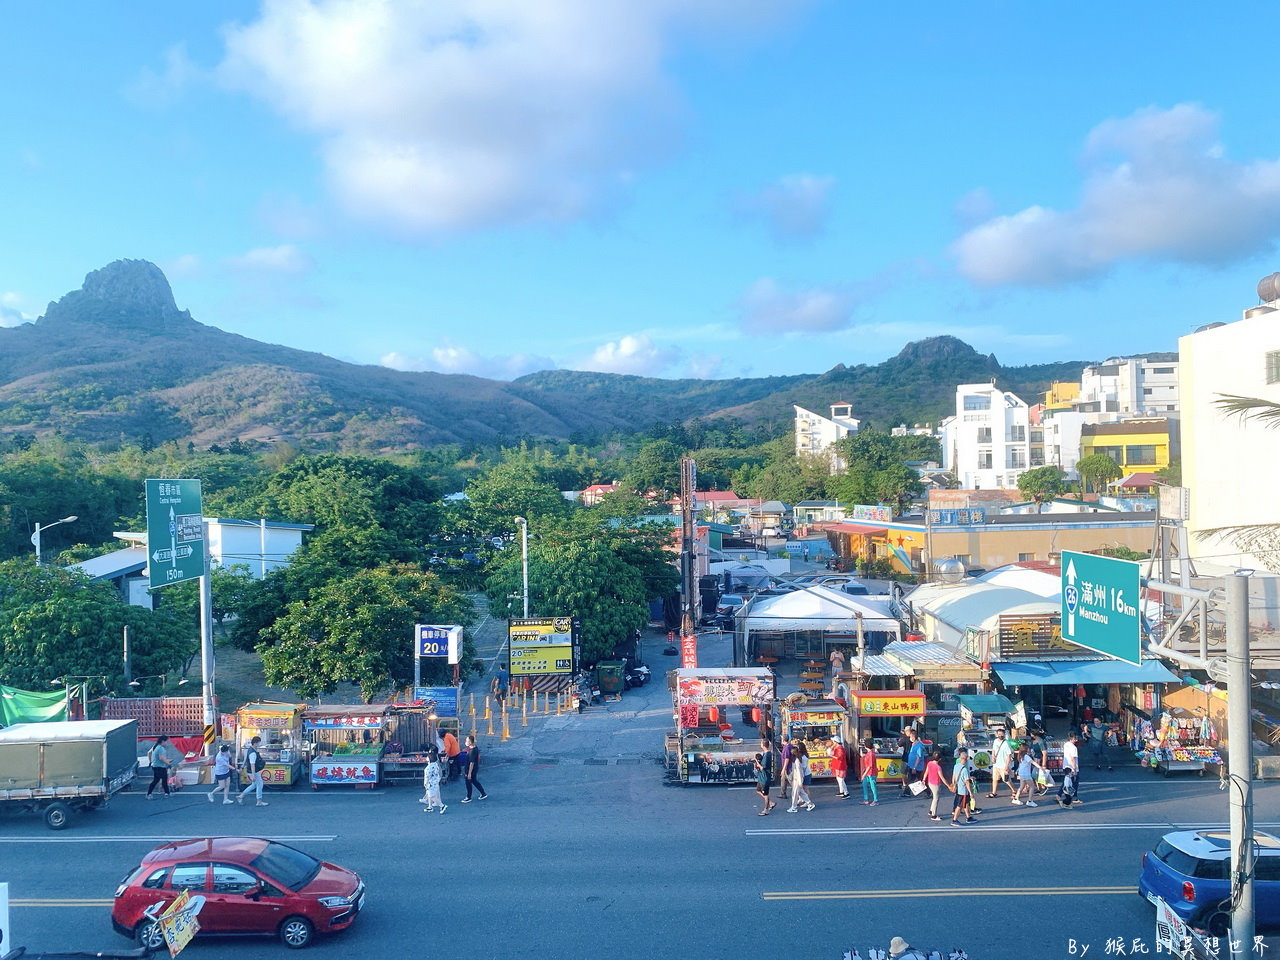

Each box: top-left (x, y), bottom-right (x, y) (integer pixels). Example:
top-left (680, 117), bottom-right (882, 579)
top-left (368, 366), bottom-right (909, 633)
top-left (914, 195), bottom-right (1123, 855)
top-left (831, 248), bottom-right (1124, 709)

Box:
top-left (198, 523), bottom-right (216, 757)
top-left (1226, 572), bottom-right (1255, 947)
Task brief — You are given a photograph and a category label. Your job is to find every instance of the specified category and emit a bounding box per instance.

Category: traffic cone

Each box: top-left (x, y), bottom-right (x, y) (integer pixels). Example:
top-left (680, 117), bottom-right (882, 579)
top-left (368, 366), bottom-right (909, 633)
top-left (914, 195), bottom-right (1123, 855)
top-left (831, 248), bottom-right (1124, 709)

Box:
top-left (483, 696), bottom-right (491, 720)
top-left (555, 691), bottom-right (562, 715)
top-left (501, 712), bottom-right (511, 742)
top-left (521, 699), bottom-right (528, 727)
top-left (468, 693), bottom-right (476, 718)
top-left (486, 711), bottom-right (495, 736)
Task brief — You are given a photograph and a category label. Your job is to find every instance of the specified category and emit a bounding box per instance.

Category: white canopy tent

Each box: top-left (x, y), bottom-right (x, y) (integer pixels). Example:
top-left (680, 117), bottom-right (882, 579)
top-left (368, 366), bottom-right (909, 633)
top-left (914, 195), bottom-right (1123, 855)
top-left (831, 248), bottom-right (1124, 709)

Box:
top-left (738, 585), bottom-right (903, 662)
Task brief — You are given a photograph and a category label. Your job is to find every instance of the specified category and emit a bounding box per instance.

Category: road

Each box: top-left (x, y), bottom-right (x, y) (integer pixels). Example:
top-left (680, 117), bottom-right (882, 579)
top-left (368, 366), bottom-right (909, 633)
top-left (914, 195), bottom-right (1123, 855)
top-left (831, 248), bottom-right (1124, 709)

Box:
top-left (5, 628), bottom-right (1278, 959)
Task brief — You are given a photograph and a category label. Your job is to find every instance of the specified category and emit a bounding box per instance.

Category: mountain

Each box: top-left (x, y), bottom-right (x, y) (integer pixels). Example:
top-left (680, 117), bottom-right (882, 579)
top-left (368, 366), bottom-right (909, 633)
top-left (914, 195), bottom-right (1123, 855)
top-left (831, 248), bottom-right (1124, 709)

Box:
top-left (0, 260), bottom-right (1093, 450)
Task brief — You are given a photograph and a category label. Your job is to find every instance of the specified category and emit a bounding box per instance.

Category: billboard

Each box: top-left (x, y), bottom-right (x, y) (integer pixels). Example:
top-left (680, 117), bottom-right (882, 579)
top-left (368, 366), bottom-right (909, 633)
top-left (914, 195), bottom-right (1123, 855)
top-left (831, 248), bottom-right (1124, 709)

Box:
top-left (508, 617), bottom-right (578, 677)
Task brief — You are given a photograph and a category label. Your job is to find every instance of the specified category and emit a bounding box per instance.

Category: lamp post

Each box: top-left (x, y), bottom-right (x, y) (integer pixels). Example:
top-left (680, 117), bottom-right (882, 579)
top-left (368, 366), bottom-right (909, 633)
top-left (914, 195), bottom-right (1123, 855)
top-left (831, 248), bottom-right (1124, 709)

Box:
top-left (127, 674), bottom-right (167, 693)
top-left (513, 516), bottom-right (529, 618)
top-left (50, 675), bottom-right (105, 719)
top-left (31, 515), bottom-right (77, 565)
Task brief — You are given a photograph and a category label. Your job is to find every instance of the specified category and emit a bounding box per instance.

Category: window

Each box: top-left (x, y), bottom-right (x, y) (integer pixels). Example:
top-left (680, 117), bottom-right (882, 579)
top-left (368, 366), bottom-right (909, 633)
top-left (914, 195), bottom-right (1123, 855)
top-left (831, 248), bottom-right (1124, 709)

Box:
top-left (212, 864), bottom-right (261, 895)
top-left (1007, 426), bottom-right (1025, 442)
top-left (1254, 856), bottom-right (1280, 882)
top-left (169, 864), bottom-right (210, 891)
top-left (1143, 388), bottom-right (1153, 396)
top-left (1268, 351), bottom-right (1280, 385)
top-left (1125, 444), bottom-right (1158, 466)
top-left (1094, 445), bottom-right (1124, 463)
top-left (141, 868), bottom-right (168, 890)
top-left (976, 427), bottom-right (992, 443)
top-left (963, 394), bottom-right (991, 411)
top-left (1007, 450), bottom-right (1026, 469)
top-left (250, 842), bottom-right (321, 891)
top-left (1151, 367), bottom-right (1175, 375)
top-left (954, 555), bottom-right (972, 567)
top-left (1018, 553), bottom-right (1036, 562)
top-left (978, 453), bottom-right (993, 470)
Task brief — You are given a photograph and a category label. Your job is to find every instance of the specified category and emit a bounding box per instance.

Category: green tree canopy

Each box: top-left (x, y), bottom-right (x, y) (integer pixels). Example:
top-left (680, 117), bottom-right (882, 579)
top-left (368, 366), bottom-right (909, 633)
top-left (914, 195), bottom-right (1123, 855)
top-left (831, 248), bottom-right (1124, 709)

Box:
top-left (621, 440), bottom-right (684, 499)
top-left (1017, 466), bottom-right (1069, 511)
top-left (464, 457), bottom-right (572, 533)
top-left (1076, 453), bottom-right (1122, 495)
top-left (259, 564), bottom-right (473, 701)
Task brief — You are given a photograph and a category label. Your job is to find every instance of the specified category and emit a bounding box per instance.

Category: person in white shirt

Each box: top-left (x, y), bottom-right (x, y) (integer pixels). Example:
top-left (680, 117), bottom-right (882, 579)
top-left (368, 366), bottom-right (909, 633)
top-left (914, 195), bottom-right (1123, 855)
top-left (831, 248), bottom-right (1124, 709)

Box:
top-left (986, 730), bottom-right (1014, 800)
top-left (1058, 731), bottom-right (1082, 807)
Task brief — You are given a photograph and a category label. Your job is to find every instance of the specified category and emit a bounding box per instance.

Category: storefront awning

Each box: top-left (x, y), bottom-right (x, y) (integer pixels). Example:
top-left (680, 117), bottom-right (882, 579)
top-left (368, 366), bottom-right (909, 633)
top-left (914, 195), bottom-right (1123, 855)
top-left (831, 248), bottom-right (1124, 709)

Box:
top-left (835, 523), bottom-right (888, 536)
top-left (992, 659), bottom-right (1180, 687)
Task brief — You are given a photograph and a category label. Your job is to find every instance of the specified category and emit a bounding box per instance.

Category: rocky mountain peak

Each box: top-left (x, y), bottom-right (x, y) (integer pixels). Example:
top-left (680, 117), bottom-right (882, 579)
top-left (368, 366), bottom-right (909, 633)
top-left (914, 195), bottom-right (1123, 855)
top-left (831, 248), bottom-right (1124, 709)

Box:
top-left (893, 335), bottom-right (987, 364)
top-left (41, 259), bottom-right (190, 331)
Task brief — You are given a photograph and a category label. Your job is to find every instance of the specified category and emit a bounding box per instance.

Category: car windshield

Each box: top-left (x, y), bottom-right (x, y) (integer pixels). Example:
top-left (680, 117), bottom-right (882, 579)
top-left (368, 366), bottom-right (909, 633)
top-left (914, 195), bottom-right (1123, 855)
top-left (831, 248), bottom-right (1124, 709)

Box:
top-left (248, 842), bottom-right (321, 891)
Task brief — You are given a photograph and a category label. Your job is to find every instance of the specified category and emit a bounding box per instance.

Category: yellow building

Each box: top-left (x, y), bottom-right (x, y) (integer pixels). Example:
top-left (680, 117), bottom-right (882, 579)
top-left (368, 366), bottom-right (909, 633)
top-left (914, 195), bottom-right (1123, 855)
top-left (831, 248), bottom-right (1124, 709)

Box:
top-left (1042, 381), bottom-right (1080, 412)
top-left (1079, 417), bottom-right (1174, 473)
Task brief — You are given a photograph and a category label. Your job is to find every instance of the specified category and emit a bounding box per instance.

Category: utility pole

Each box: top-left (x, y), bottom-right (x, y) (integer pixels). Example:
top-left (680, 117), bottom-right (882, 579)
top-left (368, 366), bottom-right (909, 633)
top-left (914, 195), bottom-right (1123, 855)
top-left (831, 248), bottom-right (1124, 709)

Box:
top-left (122, 625), bottom-right (132, 684)
top-left (679, 457), bottom-right (697, 663)
top-left (199, 522), bottom-right (216, 757)
top-left (514, 516), bottom-right (529, 618)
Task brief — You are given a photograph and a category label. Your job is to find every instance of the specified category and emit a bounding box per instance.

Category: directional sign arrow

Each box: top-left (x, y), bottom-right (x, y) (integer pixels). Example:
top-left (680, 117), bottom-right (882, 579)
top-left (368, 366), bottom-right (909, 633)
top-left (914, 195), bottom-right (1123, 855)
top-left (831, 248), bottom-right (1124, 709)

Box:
top-left (1063, 558), bottom-right (1078, 638)
top-left (151, 544), bottom-right (194, 564)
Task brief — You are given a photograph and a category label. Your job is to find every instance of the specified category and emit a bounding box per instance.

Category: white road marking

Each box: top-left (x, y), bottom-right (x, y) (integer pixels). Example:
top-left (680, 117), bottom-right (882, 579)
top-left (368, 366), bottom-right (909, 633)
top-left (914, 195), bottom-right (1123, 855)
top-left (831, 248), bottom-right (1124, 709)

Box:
top-left (0, 834), bottom-right (338, 844)
top-left (747, 821), bottom-right (1280, 837)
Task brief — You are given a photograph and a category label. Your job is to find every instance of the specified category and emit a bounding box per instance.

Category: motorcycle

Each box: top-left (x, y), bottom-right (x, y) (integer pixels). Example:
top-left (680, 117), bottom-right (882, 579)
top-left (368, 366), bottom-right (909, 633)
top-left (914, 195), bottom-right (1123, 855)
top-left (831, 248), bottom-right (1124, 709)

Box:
top-left (624, 662), bottom-right (651, 688)
top-left (574, 673), bottom-right (601, 712)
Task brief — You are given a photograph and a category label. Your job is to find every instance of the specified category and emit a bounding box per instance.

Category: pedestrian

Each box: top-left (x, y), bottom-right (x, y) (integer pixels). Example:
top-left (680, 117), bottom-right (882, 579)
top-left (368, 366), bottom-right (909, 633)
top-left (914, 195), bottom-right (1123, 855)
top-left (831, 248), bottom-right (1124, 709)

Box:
top-left (207, 744), bottom-right (236, 804)
top-left (829, 735), bottom-right (850, 798)
top-left (145, 735), bottom-right (178, 800)
top-left (1088, 718), bottom-right (1113, 771)
top-left (897, 727), bottom-right (916, 797)
top-left (887, 935), bottom-right (929, 959)
top-left (829, 646), bottom-right (846, 675)
top-left (949, 748), bottom-right (976, 825)
top-left (1011, 746), bottom-right (1041, 807)
top-left (461, 734), bottom-right (488, 802)
top-left (492, 665), bottom-right (510, 708)
top-left (236, 735), bottom-right (268, 807)
top-left (443, 729), bottom-right (462, 781)
top-left (1029, 730), bottom-right (1050, 795)
top-left (787, 742), bottom-right (814, 812)
top-left (859, 739), bottom-right (879, 806)
top-left (421, 747), bottom-right (446, 814)
top-left (778, 734), bottom-right (793, 801)
top-left (923, 749), bottom-right (946, 821)
top-left (1058, 731), bottom-right (1082, 808)
top-left (758, 738), bottom-right (774, 790)
top-left (986, 729), bottom-right (1014, 800)
top-left (903, 729), bottom-right (927, 798)
top-left (753, 754), bottom-right (775, 815)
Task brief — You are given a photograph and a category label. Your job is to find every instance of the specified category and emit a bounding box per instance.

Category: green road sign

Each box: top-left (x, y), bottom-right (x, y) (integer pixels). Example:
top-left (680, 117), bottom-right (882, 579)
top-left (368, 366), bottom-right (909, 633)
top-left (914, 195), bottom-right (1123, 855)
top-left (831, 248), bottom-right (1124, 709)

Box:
top-left (1060, 550), bottom-right (1141, 664)
top-left (145, 479), bottom-right (205, 589)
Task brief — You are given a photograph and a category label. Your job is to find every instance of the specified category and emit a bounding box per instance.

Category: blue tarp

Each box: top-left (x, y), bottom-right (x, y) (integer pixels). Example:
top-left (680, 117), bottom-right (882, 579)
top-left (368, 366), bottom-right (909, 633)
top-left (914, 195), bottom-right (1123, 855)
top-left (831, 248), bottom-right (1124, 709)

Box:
top-left (992, 659), bottom-right (1179, 687)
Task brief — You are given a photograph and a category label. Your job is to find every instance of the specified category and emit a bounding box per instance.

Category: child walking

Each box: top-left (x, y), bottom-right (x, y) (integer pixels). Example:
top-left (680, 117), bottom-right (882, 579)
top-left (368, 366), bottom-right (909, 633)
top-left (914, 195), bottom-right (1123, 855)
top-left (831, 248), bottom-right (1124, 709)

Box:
top-left (421, 747), bottom-right (446, 814)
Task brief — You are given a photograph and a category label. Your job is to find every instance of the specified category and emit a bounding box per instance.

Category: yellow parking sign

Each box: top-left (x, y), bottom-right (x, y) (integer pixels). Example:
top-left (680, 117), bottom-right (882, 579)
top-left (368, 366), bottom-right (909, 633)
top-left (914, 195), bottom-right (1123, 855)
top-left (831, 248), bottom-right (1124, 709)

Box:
top-left (157, 889), bottom-right (204, 957)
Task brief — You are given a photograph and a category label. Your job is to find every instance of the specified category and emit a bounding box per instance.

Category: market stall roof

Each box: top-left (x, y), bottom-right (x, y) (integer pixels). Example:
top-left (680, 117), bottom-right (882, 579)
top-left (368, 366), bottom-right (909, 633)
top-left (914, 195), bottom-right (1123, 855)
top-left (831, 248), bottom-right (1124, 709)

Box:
top-left (883, 640), bottom-right (984, 681)
top-left (672, 668), bottom-right (773, 680)
top-left (992, 659), bottom-right (1180, 687)
top-left (904, 581), bottom-right (1057, 644)
top-left (956, 694), bottom-right (1015, 715)
top-left (0, 719), bottom-right (134, 742)
top-left (743, 585), bottom-right (901, 634)
top-left (830, 522), bottom-right (888, 536)
top-left (977, 565), bottom-right (1062, 599)
top-left (848, 652), bottom-right (912, 677)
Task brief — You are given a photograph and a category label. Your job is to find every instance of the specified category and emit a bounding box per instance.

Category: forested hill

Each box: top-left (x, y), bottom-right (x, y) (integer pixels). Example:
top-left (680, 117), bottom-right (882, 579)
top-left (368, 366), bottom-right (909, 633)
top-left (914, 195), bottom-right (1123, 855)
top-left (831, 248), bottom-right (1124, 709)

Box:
top-left (0, 260), bottom-right (1098, 450)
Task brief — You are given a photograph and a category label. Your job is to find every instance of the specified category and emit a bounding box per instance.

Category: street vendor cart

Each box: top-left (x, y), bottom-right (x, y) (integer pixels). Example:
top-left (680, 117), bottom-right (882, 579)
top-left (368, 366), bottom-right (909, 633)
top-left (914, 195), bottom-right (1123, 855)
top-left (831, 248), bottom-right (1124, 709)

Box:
top-left (844, 690), bottom-right (926, 780)
top-left (303, 705), bottom-right (394, 788)
top-left (955, 694), bottom-right (1015, 772)
top-left (234, 702), bottom-right (305, 789)
top-left (1143, 709), bottom-right (1222, 777)
top-left (670, 668), bottom-right (774, 784)
top-left (778, 695), bottom-right (846, 779)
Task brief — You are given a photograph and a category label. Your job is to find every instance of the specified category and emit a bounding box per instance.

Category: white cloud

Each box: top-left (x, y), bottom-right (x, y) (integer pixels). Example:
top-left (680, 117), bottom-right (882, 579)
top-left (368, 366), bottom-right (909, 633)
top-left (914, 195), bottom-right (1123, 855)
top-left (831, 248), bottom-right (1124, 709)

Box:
top-left (740, 173), bottom-right (835, 240)
top-left (583, 334), bottom-right (678, 376)
top-left (953, 103), bottom-right (1280, 287)
top-left (219, 0), bottom-right (802, 233)
top-left (125, 44), bottom-right (203, 107)
top-left (0, 292), bottom-right (31, 328)
top-left (953, 186), bottom-right (996, 227)
top-left (226, 244), bottom-right (314, 273)
top-left (735, 277), bottom-right (855, 333)
top-left (381, 343), bottom-right (555, 380)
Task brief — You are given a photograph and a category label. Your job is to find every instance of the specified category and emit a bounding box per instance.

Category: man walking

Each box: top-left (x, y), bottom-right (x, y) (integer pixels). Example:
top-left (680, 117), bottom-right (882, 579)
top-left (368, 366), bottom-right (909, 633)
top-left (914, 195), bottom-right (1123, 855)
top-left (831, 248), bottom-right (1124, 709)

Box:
top-left (492, 666), bottom-right (510, 708)
top-left (986, 729), bottom-right (1014, 800)
top-left (1058, 731), bottom-right (1082, 808)
top-left (778, 735), bottom-right (793, 801)
top-left (1088, 718), bottom-right (1113, 771)
top-left (903, 729), bottom-right (927, 799)
top-left (948, 748), bottom-right (976, 826)
top-left (461, 734), bottom-right (488, 802)
top-left (237, 736), bottom-right (268, 807)
top-left (443, 729), bottom-right (462, 781)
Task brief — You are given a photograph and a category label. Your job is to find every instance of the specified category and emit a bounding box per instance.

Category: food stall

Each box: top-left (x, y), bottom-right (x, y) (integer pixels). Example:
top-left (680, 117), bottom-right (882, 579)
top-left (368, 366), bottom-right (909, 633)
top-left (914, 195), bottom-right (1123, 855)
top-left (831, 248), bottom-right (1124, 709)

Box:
top-left (955, 694), bottom-right (1016, 772)
top-left (778, 695), bottom-right (847, 779)
top-left (234, 702), bottom-right (306, 789)
top-left (843, 690), bottom-right (926, 779)
top-left (1141, 710), bottom-right (1222, 777)
top-left (670, 668), bottom-right (775, 784)
top-left (303, 705), bottom-right (394, 788)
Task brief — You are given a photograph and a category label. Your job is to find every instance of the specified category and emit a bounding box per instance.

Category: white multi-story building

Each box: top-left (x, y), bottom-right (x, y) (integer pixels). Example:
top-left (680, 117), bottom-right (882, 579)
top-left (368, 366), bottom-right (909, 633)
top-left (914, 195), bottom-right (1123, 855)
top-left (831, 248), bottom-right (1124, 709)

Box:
top-left (939, 383), bottom-right (1035, 489)
top-left (794, 402), bottom-right (861, 472)
top-left (1079, 356), bottom-right (1180, 415)
top-left (1180, 289), bottom-right (1280, 573)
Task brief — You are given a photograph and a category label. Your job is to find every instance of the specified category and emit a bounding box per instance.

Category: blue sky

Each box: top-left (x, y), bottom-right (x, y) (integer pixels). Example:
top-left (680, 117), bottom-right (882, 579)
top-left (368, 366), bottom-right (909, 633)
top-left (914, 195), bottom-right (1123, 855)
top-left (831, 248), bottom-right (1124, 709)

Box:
top-left (4, 1), bottom-right (1280, 381)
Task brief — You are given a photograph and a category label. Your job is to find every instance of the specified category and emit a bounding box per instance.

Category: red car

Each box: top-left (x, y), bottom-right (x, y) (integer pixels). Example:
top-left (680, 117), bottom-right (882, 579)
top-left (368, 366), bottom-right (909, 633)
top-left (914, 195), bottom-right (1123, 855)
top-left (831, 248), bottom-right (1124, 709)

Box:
top-left (112, 837), bottom-right (364, 950)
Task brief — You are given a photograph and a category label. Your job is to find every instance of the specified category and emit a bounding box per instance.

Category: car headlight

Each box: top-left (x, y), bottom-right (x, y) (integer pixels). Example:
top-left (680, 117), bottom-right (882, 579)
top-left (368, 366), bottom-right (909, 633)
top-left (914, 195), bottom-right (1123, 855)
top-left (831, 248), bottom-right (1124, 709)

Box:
top-left (113, 883), bottom-right (127, 898)
top-left (318, 896), bottom-right (352, 908)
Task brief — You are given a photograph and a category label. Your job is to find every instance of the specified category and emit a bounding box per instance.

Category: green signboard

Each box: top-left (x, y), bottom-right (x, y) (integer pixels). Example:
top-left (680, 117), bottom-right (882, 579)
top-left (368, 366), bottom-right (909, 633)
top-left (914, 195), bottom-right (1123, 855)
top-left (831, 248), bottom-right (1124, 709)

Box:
top-left (145, 479), bottom-right (205, 589)
top-left (1060, 550), bottom-right (1141, 665)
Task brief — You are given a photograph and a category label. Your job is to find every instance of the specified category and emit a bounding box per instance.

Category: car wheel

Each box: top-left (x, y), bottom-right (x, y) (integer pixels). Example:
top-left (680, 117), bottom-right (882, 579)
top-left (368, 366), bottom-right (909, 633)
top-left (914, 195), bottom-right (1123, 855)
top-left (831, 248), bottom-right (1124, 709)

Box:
top-left (136, 919), bottom-right (165, 951)
top-left (43, 801), bottom-right (72, 830)
top-left (279, 916), bottom-right (314, 949)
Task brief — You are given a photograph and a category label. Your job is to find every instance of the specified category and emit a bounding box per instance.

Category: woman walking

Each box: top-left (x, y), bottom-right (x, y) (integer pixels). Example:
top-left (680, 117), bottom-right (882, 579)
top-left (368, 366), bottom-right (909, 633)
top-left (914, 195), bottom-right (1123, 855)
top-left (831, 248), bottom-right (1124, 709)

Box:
top-left (859, 740), bottom-right (879, 805)
top-left (207, 744), bottom-right (236, 804)
top-left (421, 747), bottom-right (446, 814)
top-left (753, 754), bottom-right (775, 815)
top-left (923, 749), bottom-right (946, 821)
top-left (145, 735), bottom-right (177, 799)
top-left (787, 742), bottom-right (814, 812)
top-left (829, 736), bottom-right (849, 799)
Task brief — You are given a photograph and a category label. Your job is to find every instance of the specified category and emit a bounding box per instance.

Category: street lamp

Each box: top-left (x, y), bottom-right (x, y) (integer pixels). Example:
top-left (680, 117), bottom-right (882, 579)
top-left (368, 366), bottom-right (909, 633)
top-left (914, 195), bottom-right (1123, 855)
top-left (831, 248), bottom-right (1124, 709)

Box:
top-left (127, 674), bottom-right (168, 691)
top-left (50, 675), bottom-right (106, 719)
top-left (513, 516), bottom-right (529, 618)
top-left (31, 515), bottom-right (77, 565)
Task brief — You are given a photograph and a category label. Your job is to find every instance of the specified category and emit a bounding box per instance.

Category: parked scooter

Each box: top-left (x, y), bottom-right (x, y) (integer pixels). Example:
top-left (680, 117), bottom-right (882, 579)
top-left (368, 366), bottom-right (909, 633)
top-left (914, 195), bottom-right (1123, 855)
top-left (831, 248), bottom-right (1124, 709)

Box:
top-left (624, 661), bottom-right (651, 688)
top-left (574, 672), bottom-right (601, 712)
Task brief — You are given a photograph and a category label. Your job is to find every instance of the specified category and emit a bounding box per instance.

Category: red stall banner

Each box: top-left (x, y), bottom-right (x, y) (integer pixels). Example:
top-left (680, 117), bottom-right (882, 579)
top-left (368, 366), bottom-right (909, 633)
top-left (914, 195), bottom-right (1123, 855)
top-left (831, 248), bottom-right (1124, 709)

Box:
top-left (680, 634), bottom-right (698, 669)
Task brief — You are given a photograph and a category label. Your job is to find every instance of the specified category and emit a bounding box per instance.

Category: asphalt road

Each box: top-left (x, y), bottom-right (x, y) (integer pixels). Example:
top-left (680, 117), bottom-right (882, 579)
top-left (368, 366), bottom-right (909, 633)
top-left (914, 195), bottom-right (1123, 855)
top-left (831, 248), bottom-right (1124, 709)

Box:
top-left (4, 759), bottom-right (1279, 960)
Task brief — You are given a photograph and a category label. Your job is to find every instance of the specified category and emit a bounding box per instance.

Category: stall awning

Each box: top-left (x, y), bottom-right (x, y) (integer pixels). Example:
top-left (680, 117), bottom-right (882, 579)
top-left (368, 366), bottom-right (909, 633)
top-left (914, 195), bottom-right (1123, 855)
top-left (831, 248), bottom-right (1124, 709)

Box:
top-left (834, 523), bottom-right (888, 536)
top-left (956, 694), bottom-right (1015, 715)
top-left (992, 659), bottom-right (1179, 687)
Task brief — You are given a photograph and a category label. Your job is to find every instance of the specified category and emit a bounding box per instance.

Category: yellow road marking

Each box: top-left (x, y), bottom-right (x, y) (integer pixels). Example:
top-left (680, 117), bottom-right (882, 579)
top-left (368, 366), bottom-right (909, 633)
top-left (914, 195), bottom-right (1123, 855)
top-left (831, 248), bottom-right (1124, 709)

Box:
top-left (763, 886), bottom-right (1133, 901)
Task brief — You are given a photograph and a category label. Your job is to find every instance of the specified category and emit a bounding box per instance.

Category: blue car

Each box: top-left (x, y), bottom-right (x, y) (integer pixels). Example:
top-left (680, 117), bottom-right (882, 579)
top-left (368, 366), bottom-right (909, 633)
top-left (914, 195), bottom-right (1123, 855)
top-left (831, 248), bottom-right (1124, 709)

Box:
top-left (1139, 829), bottom-right (1280, 934)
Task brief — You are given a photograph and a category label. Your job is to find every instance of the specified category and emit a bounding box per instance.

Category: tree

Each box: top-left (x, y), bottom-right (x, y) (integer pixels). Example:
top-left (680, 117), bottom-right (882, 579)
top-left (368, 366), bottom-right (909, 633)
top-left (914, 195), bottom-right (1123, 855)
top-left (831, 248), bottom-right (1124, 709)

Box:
top-left (1075, 453), bottom-right (1121, 495)
top-left (1154, 461), bottom-right (1181, 486)
top-left (871, 463), bottom-right (924, 516)
top-left (1017, 466), bottom-right (1068, 512)
top-left (464, 457), bottom-right (572, 533)
top-left (621, 440), bottom-right (684, 499)
top-left (259, 564), bottom-right (473, 700)
top-left (0, 560), bottom-right (191, 690)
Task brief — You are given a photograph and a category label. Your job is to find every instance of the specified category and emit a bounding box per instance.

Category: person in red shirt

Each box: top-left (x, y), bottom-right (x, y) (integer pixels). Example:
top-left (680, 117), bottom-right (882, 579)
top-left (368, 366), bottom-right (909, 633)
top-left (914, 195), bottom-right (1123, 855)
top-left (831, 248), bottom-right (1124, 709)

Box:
top-left (829, 736), bottom-right (849, 799)
top-left (442, 730), bottom-right (461, 782)
top-left (859, 740), bottom-right (878, 806)
top-left (922, 749), bottom-right (947, 821)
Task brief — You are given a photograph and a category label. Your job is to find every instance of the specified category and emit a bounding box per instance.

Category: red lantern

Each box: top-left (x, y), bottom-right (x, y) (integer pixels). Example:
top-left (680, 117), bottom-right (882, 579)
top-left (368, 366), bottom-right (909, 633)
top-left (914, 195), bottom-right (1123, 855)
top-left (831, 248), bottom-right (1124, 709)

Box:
top-left (751, 707), bottom-right (762, 723)
top-left (707, 707), bottom-right (719, 724)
